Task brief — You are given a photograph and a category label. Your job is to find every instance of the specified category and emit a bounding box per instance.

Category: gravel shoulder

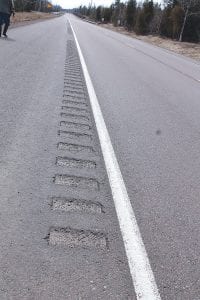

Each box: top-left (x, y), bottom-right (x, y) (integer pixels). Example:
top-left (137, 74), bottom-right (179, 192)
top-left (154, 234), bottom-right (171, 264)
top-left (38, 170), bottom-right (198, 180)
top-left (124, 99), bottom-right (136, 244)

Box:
top-left (101, 23), bottom-right (200, 62)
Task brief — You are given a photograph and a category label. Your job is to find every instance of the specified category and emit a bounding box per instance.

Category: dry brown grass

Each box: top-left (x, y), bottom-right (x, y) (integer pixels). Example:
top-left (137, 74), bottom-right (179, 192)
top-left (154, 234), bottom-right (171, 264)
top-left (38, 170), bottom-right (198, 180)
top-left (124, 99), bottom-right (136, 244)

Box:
top-left (10, 11), bottom-right (58, 26)
top-left (101, 23), bottom-right (200, 61)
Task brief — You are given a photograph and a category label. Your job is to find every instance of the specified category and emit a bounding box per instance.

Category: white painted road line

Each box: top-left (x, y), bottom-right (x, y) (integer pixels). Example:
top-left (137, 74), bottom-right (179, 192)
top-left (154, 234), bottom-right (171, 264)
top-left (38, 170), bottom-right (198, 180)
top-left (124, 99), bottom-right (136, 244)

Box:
top-left (69, 19), bottom-right (161, 300)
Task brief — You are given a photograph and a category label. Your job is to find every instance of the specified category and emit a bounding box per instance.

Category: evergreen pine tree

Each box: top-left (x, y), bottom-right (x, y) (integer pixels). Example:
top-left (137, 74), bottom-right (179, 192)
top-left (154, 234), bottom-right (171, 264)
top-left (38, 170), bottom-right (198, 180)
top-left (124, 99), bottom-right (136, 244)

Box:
top-left (126, 0), bottom-right (137, 31)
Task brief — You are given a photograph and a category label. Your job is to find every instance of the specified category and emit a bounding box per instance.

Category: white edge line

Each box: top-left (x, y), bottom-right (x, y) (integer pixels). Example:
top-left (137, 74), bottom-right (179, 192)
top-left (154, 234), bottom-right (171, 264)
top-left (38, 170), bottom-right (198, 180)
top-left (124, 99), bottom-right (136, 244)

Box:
top-left (68, 18), bottom-right (161, 300)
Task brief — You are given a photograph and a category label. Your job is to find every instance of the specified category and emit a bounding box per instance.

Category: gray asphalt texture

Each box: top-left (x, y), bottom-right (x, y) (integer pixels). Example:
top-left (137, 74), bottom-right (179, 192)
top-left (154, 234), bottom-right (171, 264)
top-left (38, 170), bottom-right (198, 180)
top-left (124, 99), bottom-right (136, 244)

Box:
top-left (0, 17), bottom-right (134, 299)
top-left (0, 13), bottom-right (200, 300)
top-left (70, 15), bottom-right (200, 300)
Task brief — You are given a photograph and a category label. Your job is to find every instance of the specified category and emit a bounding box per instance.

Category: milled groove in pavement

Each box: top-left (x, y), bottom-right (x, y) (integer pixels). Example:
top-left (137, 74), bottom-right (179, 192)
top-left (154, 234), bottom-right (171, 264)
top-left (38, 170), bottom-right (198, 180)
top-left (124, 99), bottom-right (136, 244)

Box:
top-left (51, 196), bottom-right (104, 213)
top-left (61, 105), bottom-right (89, 114)
top-left (57, 141), bottom-right (95, 153)
top-left (58, 130), bottom-right (93, 142)
top-left (49, 28), bottom-right (107, 249)
top-left (49, 227), bottom-right (108, 250)
top-left (60, 112), bottom-right (90, 122)
top-left (60, 120), bottom-right (91, 131)
top-left (62, 99), bottom-right (88, 107)
top-left (64, 78), bottom-right (84, 84)
top-left (56, 156), bottom-right (97, 169)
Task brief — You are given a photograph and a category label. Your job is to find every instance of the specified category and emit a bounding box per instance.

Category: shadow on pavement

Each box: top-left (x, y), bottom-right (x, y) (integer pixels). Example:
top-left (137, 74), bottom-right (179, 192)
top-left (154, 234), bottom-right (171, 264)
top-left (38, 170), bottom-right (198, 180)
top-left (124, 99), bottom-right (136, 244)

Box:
top-left (0, 37), bottom-right (15, 42)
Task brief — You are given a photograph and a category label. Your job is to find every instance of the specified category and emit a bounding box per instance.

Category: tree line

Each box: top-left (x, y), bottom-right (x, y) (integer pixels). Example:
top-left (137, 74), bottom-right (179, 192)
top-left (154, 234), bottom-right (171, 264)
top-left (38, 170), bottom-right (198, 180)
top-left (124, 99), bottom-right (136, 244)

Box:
top-left (73, 0), bottom-right (200, 43)
top-left (14, 0), bottom-right (62, 13)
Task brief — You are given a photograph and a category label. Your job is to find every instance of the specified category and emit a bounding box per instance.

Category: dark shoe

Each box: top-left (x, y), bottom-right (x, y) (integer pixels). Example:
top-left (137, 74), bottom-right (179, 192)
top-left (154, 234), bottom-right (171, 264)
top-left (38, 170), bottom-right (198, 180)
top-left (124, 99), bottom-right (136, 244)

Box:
top-left (3, 33), bottom-right (8, 38)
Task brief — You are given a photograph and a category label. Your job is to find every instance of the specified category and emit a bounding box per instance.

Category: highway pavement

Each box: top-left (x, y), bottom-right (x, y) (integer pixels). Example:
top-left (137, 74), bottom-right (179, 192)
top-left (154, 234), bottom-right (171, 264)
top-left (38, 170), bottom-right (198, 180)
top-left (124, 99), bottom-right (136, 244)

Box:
top-left (70, 15), bottom-right (200, 300)
top-left (0, 13), bottom-right (200, 299)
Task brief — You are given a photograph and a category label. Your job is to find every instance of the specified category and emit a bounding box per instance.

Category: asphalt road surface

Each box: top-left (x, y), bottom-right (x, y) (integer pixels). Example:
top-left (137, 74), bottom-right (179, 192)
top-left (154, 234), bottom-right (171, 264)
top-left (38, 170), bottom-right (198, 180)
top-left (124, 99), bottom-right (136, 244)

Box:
top-left (0, 14), bottom-right (200, 300)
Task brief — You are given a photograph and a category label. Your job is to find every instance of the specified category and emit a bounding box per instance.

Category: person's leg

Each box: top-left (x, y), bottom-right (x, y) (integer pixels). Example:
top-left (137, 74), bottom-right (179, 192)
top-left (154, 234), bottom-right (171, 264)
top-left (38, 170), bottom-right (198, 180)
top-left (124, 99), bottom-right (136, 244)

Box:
top-left (3, 24), bottom-right (9, 36)
top-left (0, 13), bottom-right (3, 37)
top-left (3, 14), bottom-right (10, 37)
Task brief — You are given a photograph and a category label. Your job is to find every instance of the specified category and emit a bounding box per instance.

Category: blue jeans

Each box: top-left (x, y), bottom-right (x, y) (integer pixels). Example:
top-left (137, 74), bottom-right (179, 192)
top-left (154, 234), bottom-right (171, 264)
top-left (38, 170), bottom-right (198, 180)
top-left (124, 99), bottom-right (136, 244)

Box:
top-left (0, 12), bottom-right (10, 35)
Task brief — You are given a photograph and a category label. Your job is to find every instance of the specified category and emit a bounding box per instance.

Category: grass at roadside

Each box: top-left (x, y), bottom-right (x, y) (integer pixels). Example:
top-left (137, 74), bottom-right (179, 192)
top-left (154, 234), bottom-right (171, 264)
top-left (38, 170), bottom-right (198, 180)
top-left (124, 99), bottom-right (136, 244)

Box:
top-left (101, 23), bottom-right (200, 62)
top-left (10, 11), bottom-right (61, 27)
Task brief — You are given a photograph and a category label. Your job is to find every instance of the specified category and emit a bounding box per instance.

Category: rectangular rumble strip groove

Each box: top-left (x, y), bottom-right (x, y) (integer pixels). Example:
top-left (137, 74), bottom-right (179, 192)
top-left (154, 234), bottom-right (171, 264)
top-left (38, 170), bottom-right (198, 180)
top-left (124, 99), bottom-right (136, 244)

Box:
top-left (62, 100), bottom-right (88, 107)
top-left (51, 197), bottom-right (104, 213)
top-left (56, 157), bottom-right (96, 169)
top-left (49, 227), bottom-right (108, 249)
top-left (60, 121), bottom-right (91, 131)
top-left (61, 106), bottom-right (88, 113)
top-left (57, 142), bottom-right (94, 153)
top-left (54, 174), bottom-right (99, 191)
top-left (60, 113), bottom-right (90, 122)
top-left (69, 19), bottom-right (161, 300)
top-left (63, 93), bottom-right (86, 99)
top-left (58, 130), bottom-right (92, 141)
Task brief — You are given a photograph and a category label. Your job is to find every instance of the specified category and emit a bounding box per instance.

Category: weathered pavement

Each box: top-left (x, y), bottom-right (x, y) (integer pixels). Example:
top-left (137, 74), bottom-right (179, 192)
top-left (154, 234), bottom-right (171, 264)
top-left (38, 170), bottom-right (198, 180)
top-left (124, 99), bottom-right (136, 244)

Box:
top-left (0, 13), bottom-right (200, 300)
top-left (0, 17), bottom-right (134, 299)
top-left (69, 15), bottom-right (200, 300)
